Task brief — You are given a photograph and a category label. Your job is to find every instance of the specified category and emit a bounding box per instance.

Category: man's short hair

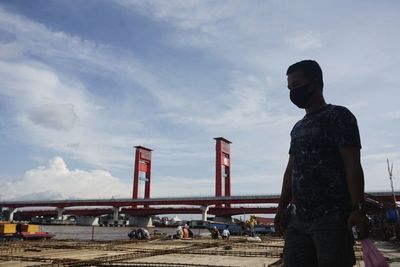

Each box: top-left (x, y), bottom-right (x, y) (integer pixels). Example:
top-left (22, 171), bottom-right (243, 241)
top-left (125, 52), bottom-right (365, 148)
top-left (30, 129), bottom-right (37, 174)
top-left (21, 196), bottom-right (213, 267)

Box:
top-left (287, 60), bottom-right (324, 89)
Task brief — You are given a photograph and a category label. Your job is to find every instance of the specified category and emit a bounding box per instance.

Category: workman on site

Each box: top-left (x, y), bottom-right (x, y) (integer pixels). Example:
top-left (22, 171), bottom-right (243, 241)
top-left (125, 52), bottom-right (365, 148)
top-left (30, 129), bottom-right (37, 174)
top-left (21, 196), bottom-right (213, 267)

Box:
top-left (211, 226), bottom-right (220, 239)
top-left (222, 226), bottom-right (230, 240)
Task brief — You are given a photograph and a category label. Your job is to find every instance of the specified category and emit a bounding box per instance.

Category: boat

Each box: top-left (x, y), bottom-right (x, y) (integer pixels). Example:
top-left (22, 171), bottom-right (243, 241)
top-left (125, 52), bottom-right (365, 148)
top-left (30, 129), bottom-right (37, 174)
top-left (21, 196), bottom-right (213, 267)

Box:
top-left (0, 222), bottom-right (55, 241)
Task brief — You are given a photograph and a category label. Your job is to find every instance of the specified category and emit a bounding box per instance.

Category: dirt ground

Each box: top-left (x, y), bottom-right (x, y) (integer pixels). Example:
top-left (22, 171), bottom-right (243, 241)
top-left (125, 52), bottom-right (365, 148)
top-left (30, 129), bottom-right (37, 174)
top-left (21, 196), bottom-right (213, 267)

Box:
top-left (0, 235), bottom-right (387, 267)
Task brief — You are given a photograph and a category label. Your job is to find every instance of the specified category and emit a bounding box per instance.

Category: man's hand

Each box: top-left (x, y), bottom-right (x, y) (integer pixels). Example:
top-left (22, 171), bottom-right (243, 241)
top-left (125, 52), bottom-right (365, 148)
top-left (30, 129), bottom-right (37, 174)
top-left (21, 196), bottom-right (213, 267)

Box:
top-left (275, 156), bottom-right (294, 237)
top-left (274, 208), bottom-right (286, 236)
top-left (347, 210), bottom-right (369, 239)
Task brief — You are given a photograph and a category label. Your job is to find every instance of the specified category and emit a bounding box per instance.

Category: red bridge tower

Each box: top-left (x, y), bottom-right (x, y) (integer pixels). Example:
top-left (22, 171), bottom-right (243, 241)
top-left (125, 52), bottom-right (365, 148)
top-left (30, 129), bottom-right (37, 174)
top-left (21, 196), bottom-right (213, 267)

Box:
top-left (215, 137), bottom-right (231, 208)
top-left (132, 146), bottom-right (152, 208)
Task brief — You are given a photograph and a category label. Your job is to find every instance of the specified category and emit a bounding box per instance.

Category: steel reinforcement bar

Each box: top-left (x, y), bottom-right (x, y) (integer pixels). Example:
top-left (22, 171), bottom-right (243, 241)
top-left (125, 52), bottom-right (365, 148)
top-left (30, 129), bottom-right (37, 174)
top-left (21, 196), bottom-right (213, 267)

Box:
top-left (95, 262), bottom-right (241, 267)
top-left (30, 250), bottom-right (179, 267)
top-left (180, 249), bottom-right (282, 258)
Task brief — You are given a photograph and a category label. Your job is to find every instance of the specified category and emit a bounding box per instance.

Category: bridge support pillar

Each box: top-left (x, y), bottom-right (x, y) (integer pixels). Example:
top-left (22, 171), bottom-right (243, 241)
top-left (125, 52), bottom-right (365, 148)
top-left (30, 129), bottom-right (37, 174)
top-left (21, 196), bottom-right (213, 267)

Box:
top-left (200, 205), bottom-right (210, 221)
top-left (8, 208), bottom-right (16, 222)
top-left (113, 207), bottom-right (121, 224)
top-left (75, 216), bottom-right (99, 226)
top-left (57, 207), bottom-right (65, 220)
top-left (129, 216), bottom-right (152, 227)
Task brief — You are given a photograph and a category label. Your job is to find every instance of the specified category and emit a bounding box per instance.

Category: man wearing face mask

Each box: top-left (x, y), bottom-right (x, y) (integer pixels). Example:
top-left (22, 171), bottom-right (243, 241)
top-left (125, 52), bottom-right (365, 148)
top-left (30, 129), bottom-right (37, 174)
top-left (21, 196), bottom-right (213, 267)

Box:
top-left (274, 60), bottom-right (369, 267)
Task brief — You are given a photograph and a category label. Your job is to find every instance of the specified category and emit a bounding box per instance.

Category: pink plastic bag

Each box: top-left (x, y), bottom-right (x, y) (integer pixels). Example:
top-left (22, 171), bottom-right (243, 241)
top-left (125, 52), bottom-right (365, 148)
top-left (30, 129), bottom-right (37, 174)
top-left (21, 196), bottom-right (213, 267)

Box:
top-left (361, 239), bottom-right (389, 267)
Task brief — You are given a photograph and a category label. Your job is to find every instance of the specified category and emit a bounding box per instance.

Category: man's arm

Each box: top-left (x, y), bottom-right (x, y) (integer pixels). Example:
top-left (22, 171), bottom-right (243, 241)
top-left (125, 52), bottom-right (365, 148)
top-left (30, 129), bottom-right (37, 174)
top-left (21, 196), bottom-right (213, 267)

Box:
top-left (340, 147), bottom-right (364, 206)
top-left (274, 155), bottom-right (294, 235)
top-left (278, 155), bottom-right (294, 210)
top-left (340, 147), bottom-right (369, 238)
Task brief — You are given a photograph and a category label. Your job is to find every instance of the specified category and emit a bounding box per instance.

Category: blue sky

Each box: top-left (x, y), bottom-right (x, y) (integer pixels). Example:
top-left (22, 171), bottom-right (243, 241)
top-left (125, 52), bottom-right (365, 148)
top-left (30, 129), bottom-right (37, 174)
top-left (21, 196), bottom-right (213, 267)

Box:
top-left (0, 0), bottom-right (399, 200)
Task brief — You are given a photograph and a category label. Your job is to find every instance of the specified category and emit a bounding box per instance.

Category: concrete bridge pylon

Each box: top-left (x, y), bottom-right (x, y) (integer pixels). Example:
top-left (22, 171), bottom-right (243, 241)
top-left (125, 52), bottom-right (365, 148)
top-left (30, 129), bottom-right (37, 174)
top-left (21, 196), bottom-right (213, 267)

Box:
top-left (200, 205), bottom-right (209, 221)
top-left (57, 207), bottom-right (64, 220)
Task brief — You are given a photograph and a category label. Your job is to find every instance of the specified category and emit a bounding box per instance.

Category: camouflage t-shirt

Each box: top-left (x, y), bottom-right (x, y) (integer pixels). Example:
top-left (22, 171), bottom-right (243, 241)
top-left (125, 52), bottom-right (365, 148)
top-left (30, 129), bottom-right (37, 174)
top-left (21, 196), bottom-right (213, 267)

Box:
top-left (289, 104), bottom-right (361, 221)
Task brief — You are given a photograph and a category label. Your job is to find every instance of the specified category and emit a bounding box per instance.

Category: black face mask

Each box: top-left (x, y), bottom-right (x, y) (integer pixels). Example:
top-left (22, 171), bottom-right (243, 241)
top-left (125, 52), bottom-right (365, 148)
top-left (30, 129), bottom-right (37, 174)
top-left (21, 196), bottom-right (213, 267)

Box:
top-left (289, 83), bottom-right (314, 108)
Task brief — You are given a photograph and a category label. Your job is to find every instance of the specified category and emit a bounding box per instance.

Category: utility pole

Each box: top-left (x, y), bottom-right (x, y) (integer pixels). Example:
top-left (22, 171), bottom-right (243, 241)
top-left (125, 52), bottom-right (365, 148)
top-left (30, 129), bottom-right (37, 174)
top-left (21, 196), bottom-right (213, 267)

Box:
top-left (387, 159), bottom-right (399, 240)
top-left (387, 158), bottom-right (396, 207)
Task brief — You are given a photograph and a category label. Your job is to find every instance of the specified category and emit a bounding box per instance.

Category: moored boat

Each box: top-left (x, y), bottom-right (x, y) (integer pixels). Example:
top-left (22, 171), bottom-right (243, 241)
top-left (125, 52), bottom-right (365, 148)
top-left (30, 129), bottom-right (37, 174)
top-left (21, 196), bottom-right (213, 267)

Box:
top-left (0, 222), bottom-right (55, 241)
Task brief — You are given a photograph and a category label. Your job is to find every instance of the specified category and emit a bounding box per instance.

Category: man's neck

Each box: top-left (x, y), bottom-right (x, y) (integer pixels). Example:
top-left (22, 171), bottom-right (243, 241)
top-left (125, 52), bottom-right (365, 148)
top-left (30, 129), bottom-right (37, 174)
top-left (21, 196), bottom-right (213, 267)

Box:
top-left (305, 98), bottom-right (327, 114)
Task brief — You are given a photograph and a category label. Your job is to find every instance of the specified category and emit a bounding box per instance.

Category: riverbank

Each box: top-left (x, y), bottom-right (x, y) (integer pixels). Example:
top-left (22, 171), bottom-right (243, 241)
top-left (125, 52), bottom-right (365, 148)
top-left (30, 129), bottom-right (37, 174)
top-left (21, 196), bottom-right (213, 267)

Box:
top-left (40, 224), bottom-right (210, 240)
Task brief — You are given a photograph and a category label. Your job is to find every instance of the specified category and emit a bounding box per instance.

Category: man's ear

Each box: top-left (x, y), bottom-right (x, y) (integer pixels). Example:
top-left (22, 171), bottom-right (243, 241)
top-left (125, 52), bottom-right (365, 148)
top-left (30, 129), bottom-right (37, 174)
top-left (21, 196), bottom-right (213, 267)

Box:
top-left (312, 79), bottom-right (323, 92)
top-left (307, 80), bottom-right (316, 92)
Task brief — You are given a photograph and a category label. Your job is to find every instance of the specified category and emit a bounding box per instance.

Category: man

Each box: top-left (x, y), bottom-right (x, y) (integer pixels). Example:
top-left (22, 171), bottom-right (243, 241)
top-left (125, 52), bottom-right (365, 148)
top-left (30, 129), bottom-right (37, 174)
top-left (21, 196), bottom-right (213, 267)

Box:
top-left (222, 226), bottom-right (230, 239)
top-left (183, 224), bottom-right (190, 239)
top-left (211, 226), bottom-right (220, 239)
top-left (176, 225), bottom-right (183, 239)
top-left (274, 60), bottom-right (369, 267)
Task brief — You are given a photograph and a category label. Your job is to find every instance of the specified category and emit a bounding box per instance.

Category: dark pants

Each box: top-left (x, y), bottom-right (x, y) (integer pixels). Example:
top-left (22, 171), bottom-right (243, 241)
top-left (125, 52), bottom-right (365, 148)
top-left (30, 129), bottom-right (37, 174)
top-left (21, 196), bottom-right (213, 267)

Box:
top-left (283, 211), bottom-right (355, 267)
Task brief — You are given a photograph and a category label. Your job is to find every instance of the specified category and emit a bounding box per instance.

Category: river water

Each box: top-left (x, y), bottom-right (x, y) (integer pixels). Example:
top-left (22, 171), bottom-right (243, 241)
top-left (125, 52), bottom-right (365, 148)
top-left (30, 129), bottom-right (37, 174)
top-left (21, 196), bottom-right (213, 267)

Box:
top-left (41, 225), bottom-right (209, 240)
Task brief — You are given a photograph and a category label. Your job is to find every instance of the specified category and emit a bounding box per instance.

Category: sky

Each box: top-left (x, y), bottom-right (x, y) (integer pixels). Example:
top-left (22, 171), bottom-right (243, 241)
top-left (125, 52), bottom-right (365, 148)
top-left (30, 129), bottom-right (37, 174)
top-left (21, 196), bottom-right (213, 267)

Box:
top-left (0, 0), bottom-right (399, 201)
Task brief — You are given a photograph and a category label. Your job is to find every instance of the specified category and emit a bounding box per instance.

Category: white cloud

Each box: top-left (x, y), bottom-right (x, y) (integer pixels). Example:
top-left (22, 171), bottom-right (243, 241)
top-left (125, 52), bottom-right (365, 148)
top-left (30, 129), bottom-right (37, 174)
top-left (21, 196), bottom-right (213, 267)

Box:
top-left (285, 31), bottom-right (323, 51)
top-left (346, 101), bottom-right (369, 111)
top-left (0, 43), bottom-right (21, 58)
top-left (0, 4), bottom-right (293, 199)
top-left (0, 157), bottom-right (130, 200)
top-left (0, 8), bottom-right (187, 111)
top-left (0, 5), bottom-right (296, 179)
top-left (152, 175), bottom-right (213, 197)
top-left (14, 190), bottom-right (63, 201)
top-left (116, 0), bottom-right (241, 30)
top-left (0, 157), bottom-right (225, 200)
top-left (380, 110), bottom-right (400, 119)
top-left (0, 60), bottom-right (126, 168)
top-left (360, 148), bottom-right (400, 192)
top-left (163, 72), bottom-right (296, 132)
top-left (0, 8), bottom-right (170, 170)
top-left (28, 104), bottom-right (78, 131)
top-left (363, 151), bottom-right (400, 162)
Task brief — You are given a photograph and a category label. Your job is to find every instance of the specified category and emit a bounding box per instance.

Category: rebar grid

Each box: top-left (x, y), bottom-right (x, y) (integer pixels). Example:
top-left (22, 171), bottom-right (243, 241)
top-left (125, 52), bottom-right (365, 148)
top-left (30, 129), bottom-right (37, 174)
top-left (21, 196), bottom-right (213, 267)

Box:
top-left (96, 262), bottom-right (241, 267)
top-left (0, 238), bottom-right (365, 267)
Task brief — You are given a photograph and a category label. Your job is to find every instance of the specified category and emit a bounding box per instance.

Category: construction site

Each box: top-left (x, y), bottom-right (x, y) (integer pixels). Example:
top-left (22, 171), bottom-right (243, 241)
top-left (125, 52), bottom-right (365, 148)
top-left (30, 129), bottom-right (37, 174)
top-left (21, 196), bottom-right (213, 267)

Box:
top-left (0, 234), bottom-right (366, 267)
